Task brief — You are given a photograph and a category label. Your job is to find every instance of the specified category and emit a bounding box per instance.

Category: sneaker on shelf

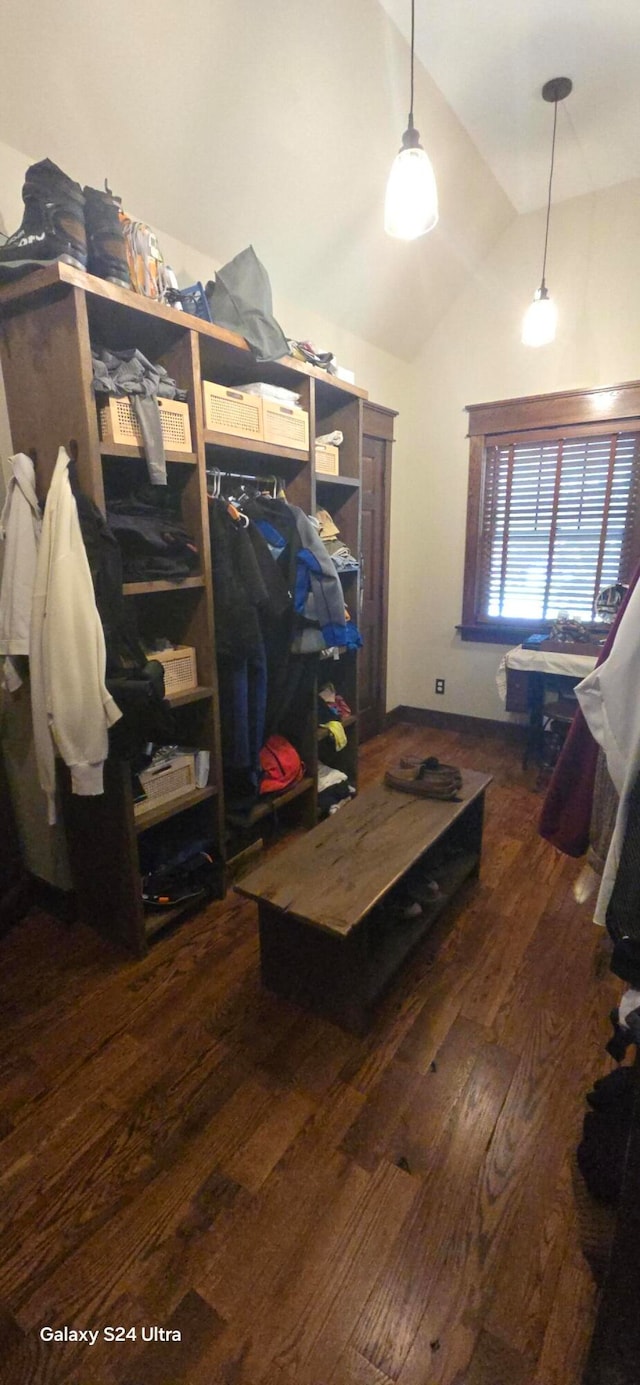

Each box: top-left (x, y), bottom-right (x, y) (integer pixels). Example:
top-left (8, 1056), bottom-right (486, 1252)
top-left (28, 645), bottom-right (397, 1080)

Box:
top-left (0, 158), bottom-right (87, 282)
top-left (84, 184), bottom-right (131, 289)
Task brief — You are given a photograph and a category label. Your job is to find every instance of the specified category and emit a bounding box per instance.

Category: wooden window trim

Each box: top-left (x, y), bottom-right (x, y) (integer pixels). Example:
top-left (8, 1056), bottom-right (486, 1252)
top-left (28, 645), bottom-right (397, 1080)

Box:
top-left (461, 382), bottom-right (640, 644)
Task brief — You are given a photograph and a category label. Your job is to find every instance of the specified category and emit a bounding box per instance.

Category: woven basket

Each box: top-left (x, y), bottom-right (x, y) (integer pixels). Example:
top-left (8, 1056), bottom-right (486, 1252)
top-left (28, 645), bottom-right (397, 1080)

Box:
top-left (148, 646), bottom-right (198, 696)
top-left (98, 396), bottom-right (192, 452)
top-left (202, 381), bottom-right (263, 440)
top-left (263, 399), bottom-right (309, 450)
top-left (134, 752), bottom-right (196, 818)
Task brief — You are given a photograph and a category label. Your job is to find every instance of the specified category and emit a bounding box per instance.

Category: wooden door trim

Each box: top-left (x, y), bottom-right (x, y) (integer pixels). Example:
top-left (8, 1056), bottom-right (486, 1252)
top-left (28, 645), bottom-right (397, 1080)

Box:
top-left (361, 404), bottom-right (394, 739)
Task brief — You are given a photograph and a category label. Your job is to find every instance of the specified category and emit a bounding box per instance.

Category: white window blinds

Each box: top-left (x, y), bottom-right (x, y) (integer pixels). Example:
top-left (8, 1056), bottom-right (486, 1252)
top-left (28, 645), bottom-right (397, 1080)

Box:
top-left (479, 430), bottom-right (640, 621)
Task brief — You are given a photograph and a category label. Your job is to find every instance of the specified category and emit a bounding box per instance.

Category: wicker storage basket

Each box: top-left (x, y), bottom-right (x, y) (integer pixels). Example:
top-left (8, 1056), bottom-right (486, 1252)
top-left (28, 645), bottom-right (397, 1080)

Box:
top-left (148, 646), bottom-right (198, 696)
top-left (315, 443), bottom-right (340, 475)
top-left (202, 381), bottom-right (263, 440)
top-left (97, 396), bottom-right (192, 452)
top-left (134, 752), bottom-right (197, 818)
top-left (263, 399), bottom-right (309, 451)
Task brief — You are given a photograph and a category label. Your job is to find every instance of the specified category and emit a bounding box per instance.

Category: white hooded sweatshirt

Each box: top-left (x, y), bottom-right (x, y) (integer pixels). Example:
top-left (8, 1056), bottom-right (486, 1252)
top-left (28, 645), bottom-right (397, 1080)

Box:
top-left (29, 447), bottom-right (122, 824)
top-left (0, 452), bottom-right (42, 691)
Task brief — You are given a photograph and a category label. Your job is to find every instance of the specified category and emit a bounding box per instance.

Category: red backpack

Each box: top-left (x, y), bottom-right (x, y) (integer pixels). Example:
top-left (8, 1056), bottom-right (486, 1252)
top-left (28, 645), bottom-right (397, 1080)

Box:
top-left (259, 736), bottom-right (304, 795)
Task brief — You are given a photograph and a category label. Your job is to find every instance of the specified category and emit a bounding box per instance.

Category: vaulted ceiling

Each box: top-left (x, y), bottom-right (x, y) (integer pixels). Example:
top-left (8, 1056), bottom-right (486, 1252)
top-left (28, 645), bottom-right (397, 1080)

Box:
top-left (4, 2), bottom-right (636, 361)
top-left (379, 0), bottom-right (640, 211)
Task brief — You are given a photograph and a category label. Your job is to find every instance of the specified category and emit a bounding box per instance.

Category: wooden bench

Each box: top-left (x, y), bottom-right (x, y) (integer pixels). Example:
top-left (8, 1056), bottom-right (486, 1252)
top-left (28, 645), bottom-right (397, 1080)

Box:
top-left (236, 769), bottom-right (491, 1032)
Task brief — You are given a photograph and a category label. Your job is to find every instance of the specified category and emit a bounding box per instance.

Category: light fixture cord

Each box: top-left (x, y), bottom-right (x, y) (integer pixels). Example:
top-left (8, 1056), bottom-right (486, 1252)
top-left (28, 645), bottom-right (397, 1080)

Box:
top-left (409, 0), bottom-right (415, 126)
top-left (541, 97), bottom-right (559, 287)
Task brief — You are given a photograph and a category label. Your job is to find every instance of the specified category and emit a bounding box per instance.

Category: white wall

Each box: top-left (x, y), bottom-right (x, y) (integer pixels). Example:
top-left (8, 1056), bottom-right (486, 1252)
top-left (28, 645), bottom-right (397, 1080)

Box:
top-left (388, 177), bottom-right (640, 719)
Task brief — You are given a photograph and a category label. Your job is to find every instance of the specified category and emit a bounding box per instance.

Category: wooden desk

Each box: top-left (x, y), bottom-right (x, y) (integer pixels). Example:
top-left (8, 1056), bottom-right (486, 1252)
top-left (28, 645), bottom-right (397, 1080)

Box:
top-left (236, 769), bottom-right (491, 1032)
top-left (501, 644), bottom-right (599, 766)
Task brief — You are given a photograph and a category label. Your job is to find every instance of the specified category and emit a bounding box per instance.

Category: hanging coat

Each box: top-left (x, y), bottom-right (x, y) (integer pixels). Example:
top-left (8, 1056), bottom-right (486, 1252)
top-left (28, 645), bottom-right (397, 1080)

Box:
top-left (29, 447), bottom-right (122, 824)
top-left (0, 452), bottom-right (42, 691)
top-left (575, 575), bottom-right (640, 925)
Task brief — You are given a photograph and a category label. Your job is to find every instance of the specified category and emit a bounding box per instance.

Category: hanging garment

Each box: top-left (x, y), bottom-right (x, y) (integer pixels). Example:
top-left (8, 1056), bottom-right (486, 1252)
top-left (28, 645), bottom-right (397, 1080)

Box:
top-left (588, 749), bottom-right (619, 879)
top-left (244, 497), bottom-right (354, 653)
top-left (539, 562), bottom-right (640, 856)
top-left (575, 574), bottom-right (640, 924)
top-left (208, 500), bottom-right (275, 797)
top-left (29, 447), bottom-right (122, 824)
top-left (606, 766), bottom-right (640, 945)
top-left (0, 452), bottom-right (42, 691)
top-left (92, 346), bottom-right (187, 486)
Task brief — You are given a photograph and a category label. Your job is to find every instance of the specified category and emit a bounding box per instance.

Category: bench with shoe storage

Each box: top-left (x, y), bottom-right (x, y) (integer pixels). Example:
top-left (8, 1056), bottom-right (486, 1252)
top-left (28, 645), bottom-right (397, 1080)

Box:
top-left (236, 768), bottom-right (491, 1032)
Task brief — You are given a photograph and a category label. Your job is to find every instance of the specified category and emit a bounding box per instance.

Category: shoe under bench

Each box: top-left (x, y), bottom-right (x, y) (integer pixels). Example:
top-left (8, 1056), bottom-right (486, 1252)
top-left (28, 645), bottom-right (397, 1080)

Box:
top-left (235, 769), bottom-right (491, 1033)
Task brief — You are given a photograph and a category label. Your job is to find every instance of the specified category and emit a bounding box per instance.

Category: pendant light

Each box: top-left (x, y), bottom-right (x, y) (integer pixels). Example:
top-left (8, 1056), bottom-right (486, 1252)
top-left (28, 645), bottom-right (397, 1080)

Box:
top-left (385, 0), bottom-right (438, 240)
top-left (521, 76), bottom-right (572, 347)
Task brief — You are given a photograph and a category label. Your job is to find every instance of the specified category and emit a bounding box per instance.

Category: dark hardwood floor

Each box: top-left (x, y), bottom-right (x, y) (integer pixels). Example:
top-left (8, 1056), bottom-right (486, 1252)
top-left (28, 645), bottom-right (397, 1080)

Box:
top-left (0, 723), bottom-right (620, 1384)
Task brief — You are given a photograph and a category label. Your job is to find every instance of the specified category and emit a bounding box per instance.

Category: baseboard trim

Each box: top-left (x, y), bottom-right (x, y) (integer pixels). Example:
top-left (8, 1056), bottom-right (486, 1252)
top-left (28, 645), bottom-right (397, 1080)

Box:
top-left (386, 705), bottom-right (526, 744)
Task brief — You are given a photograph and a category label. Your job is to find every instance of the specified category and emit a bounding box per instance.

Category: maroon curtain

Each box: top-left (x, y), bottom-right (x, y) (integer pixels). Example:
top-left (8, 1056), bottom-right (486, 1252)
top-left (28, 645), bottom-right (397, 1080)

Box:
top-left (539, 562), bottom-right (640, 856)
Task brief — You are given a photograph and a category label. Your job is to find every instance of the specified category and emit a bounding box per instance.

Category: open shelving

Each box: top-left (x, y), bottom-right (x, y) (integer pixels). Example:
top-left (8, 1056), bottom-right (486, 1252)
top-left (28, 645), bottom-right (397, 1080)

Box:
top-left (0, 261), bottom-right (371, 956)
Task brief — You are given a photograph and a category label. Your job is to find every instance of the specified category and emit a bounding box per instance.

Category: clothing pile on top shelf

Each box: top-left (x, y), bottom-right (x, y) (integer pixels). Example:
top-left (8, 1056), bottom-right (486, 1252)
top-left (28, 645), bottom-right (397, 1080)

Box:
top-left (205, 246), bottom-right (289, 363)
top-left (317, 762), bottom-right (355, 818)
top-left (314, 507), bottom-right (359, 574)
top-left (93, 345), bottom-right (188, 486)
top-left (540, 560), bottom-right (640, 1063)
top-left (208, 484), bottom-right (361, 810)
top-left (106, 487), bottom-right (199, 584)
top-left (287, 340), bottom-right (355, 385)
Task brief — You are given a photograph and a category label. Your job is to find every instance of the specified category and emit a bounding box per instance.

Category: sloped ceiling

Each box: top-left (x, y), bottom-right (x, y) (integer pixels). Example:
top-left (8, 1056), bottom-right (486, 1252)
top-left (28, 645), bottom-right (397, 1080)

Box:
top-left (0, 0), bottom-right (514, 359)
top-left (379, 0), bottom-right (640, 212)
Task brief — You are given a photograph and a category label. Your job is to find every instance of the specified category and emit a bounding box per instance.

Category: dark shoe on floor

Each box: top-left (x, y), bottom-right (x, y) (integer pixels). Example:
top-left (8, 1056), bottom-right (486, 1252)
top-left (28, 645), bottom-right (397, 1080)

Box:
top-left (84, 185), bottom-right (131, 288)
top-left (385, 757), bottom-right (462, 801)
top-left (0, 158), bottom-right (86, 281)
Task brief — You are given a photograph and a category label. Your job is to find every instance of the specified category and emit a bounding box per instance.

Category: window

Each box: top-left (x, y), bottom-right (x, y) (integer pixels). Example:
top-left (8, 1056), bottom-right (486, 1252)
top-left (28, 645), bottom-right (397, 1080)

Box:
top-left (461, 382), bottom-right (640, 642)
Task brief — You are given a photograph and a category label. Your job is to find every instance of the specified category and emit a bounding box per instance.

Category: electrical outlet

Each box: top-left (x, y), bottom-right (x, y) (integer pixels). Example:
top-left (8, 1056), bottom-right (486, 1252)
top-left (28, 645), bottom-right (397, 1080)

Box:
top-left (435, 677), bottom-right (445, 695)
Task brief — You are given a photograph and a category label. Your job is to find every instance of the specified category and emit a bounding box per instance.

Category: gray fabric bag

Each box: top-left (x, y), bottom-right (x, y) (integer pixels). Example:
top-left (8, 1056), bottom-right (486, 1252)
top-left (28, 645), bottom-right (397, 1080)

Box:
top-left (205, 246), bottom-right (289, 363)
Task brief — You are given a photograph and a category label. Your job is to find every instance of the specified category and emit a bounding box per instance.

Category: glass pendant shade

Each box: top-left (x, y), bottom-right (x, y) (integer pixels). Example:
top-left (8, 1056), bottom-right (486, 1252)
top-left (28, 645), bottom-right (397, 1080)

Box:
top-left (521, 284), bottom-right (558, 347)
top-left (385, 140), bottom-right (439, 240)
top-left (521, 79), bottom-right (571, 347)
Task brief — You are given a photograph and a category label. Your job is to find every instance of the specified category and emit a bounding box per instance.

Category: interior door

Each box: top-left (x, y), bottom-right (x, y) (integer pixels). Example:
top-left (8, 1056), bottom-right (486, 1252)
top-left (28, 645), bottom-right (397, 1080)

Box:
top-left (359, 439), bottom-right (387, 741)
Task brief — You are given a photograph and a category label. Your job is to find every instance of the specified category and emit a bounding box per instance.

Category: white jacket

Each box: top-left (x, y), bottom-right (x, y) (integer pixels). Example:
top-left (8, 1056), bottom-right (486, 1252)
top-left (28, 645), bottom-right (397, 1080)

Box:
top-left (576, 575), bottom-right (640, 925)
top-left (0, 452), bottom-right (42, 691)
top-left (30, 447), bottom-right (122, 824)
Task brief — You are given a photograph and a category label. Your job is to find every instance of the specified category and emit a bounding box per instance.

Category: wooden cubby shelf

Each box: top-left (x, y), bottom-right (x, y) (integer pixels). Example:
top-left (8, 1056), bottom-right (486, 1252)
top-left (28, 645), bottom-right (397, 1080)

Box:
top-left (315, 472), bottom-right (361, 488)
top-left (166, 685), bottom-right (215, 708)
top-left (100, 442), bottom-right (197, 465)
top-left (204, 431), bottom-right (307, 465)
top-left (0, 261), bottom-right (394, 957)
top-left (239, 776), bottom-right (315, 827)
top-left (123, 576), bottom-right (205, 596)
top-left (134, 785), bottom-right (218, 835)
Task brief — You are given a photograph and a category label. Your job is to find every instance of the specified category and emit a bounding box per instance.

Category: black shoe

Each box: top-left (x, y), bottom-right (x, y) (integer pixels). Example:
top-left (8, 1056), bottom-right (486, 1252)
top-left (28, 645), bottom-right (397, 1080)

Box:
top-left (0, 158), bottom-right (86, 281)
top-left (83, 185), bottom-right (131, 289)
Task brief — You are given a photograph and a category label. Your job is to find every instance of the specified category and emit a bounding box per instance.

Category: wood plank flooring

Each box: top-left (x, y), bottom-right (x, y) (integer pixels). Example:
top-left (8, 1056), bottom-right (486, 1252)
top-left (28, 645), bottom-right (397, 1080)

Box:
top-left (0, 723), bottom-right (620, 1384)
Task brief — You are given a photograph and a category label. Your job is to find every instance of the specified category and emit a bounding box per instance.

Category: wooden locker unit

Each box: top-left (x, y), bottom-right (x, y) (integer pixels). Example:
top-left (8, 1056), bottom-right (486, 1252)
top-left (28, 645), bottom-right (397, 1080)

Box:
top-left (0, 262), bottom-right (393, 954)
